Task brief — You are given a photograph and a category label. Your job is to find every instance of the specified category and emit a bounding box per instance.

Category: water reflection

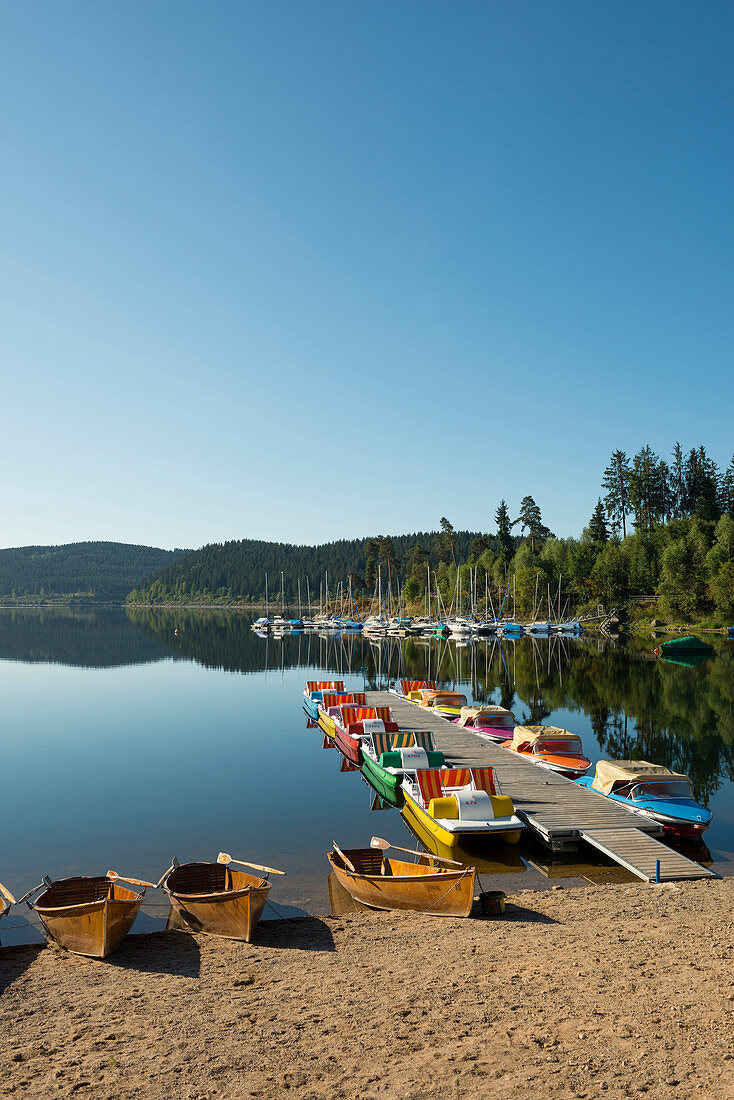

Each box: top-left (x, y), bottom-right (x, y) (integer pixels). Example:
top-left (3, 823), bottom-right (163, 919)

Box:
top-left (0, 606), bottom-right (731, 947)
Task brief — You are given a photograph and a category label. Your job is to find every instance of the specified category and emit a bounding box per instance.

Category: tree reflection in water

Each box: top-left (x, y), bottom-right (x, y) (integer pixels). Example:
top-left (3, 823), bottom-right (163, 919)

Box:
top-left (126, 609), bottom-right (734, 806)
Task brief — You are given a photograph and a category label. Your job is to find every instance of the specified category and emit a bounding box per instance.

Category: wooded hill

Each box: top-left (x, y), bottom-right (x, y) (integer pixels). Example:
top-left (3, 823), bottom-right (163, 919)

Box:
top-left (126, 530), bottom-right (497, 606)
top-left (0, 542), bottom-right (185, 602)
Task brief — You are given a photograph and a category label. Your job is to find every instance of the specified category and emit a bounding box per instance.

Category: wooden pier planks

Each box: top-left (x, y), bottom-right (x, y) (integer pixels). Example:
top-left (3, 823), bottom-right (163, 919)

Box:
top-left (368, 691), bottom-right (715, 882)
top-left (580, 828), bottom-right (715, 882)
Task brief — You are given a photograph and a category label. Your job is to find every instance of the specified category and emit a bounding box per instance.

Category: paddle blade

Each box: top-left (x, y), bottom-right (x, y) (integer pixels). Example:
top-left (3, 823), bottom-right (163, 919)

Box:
top-left (370, 836), bottom-right (390, 850)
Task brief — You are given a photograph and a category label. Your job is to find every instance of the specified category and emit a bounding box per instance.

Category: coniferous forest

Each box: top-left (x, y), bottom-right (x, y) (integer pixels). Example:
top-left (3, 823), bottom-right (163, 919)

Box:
top-left (128, 443), bottom-right (734, 622)
top-left (2, 444), bottom-right (733, 622)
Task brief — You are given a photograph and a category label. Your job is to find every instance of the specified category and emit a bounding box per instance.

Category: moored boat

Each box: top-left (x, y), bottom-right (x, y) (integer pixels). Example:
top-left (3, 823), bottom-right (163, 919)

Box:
top-left (21, 871), bottom-right (154, 958)
top-left (417, 688), bottom-right (468, 719)
top-left (500, 725), bottom-right (591, 778)
top-left (332, 704), bottom-right (398, 765)
top-left (653, 635), bottom-right (714, 658)
top-left (302, 680), bottom-right (346, 720)
top-left (390, 679), bottom-right (437, 703)
top-left (328, 840), bottom-right (475, 916)
top-left (316, 691), bottom-right (367, 737)
top-left (360, 729), bottom-right (445, 807)
top-left (454, 705), bottom-right (516, 743)
top-left (158, 853), bottom-right (285, 942)
top-left (577, 760), bottom-right (713, 838)
top-left (401, 767), bottom-right (524, 848)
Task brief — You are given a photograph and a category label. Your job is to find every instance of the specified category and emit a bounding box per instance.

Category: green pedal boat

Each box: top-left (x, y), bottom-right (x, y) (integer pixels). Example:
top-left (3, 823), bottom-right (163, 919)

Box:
top-left (360, 730), bottom-right (445, 807)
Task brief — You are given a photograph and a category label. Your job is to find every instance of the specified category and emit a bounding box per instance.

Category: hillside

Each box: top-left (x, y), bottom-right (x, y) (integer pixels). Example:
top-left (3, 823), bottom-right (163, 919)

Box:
top-left (127, 531), bottom-right (495, 605)
top-left (0, 541), bottom-right (186, 602)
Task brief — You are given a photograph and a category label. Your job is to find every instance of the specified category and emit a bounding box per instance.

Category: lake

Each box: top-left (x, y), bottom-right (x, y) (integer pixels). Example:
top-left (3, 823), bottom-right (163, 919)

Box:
top-left (1, 607), bottom-right (732, 945)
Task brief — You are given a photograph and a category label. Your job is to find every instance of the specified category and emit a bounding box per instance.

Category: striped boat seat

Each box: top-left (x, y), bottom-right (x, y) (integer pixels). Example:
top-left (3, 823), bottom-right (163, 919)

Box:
top-left (440, 768), bottom-right (472, 790)
top-left (471, 766), bottom-right (499, 795)
top-left (341, 706), bottom-right (392, 726)
top-left (412, 731), bottom-right (435, 751)
top-left (400, 680), bottom-right (436, 694)
top-left (416, 769), bottom-right (446, 805)
top-left (371, 730), bottom-right (415, 757)
top-left (307, 680), bottom-right (345, 693)
top-left (320, 692), bottom-right (366, 711)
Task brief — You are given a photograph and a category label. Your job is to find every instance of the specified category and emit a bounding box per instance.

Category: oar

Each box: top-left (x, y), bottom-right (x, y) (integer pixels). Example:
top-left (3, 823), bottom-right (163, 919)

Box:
top-left (106, 871), bottom-right (157, 888)
top-left (331, 841), bottom-right (356, 873)
top-left (370, 836), bottom-right (463, 867)
top-left (0, 881), bottom-right (16, 905)
top-left (217, 853), bottom-right (286, 876)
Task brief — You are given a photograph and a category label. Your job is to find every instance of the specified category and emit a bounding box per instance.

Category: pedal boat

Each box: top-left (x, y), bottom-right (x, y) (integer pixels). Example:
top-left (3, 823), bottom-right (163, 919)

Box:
top-left (158, 853), bottom-right (284, 942)
top-left (577, 760), bottom-right (713, 838)
top-left (316, 691), bottom-right (366, 738)
top-left (361, 733), bottom-right (446, 807)
top-left (21, 872), bottom-right (154, 958)
top-left (331, 704), bottom-right (398, 765)
top-left (418, 688), bottom-right (468, 719)
top-left (389, 680), bottom-right (437, 703)
top-left (302, 680), bottom-right (345, 720)
top-left (401, 767), bottom-right (524, 849)
top-left (501, 725), bottom-right (591, 778)
top-left (454, 705), bottom-right (517, 743)
top-left (328, 842), bottom-right (475, 916)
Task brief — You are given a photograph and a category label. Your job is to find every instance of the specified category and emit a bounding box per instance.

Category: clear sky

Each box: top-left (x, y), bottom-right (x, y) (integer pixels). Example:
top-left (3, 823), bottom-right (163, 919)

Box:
top-left (1, 1), bottom-right (732, 550)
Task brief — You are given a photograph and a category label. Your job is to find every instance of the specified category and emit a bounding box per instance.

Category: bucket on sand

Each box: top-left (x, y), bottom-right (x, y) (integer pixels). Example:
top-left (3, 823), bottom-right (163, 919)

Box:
top-left (479, 890), bottom-right (506, 917)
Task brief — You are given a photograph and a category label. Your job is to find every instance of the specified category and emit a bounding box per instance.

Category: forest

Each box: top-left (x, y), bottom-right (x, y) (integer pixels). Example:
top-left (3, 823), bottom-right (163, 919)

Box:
top-left (129, 444), bottom-right (734, 623)
top-left (0, 542), bottom-right (184, 602)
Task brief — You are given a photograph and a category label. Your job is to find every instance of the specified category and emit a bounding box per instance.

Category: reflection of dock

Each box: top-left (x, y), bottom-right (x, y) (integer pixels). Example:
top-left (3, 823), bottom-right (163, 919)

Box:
top-left (367, 692), bottom-right (716, 884)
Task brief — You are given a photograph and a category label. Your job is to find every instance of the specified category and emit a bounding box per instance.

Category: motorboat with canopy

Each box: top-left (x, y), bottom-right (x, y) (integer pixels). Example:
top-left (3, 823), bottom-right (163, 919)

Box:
top-left (501, 725), bottom-right (591, 778)
top-left (454, 705), bottom-right (516, 742)
top-left (577, 760), bottom-right (713, 838)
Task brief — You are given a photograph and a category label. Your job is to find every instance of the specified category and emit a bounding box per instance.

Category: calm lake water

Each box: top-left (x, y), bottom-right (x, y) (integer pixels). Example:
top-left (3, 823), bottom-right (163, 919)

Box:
top-left (1, 607), bottom-right (732, 945)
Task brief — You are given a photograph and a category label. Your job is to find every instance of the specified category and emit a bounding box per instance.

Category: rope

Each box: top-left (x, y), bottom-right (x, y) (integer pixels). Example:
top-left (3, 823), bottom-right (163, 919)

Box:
top-left (420, 867), bottom-right (474, 913)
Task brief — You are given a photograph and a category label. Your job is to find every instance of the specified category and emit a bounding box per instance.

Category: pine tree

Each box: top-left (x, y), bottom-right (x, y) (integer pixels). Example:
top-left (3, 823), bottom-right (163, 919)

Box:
top-left (514, 495), bottom-right (552, 554)
top-left (588, 499), bottom-right (609, 544)
top-left (602, 450), bottom-right (631, 538)
top-left (670, 442), bottom-right (686, 518)
top-left (439, 517), bottom-right (456, 564)
top-left (720, 454), bottom-right (734, 517)
top-left (495, 500), bottom-right (514, 563)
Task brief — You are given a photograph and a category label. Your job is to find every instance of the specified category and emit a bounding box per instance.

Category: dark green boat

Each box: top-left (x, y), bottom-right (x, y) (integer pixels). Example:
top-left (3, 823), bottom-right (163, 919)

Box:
top-left (654, 635), bottom-right (714, 658)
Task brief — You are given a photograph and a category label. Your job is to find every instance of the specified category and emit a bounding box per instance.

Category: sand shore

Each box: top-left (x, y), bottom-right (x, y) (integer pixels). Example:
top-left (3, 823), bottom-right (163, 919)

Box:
top-left (1, 878), bottom-right (733, 1099)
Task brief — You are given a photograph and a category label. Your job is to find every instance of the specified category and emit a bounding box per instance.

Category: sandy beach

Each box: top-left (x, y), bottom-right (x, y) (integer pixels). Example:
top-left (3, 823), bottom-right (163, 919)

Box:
top-left (1, 877), bottom-right (732, 1099)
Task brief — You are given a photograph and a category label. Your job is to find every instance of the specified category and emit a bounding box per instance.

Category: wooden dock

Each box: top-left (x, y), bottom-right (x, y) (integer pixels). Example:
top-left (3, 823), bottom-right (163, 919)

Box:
top-left (367, 692), bottom-right (716, 883)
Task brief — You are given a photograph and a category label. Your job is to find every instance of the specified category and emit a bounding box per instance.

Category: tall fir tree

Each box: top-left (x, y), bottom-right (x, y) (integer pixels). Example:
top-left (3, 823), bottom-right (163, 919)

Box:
top-left (588, 499), bottom-right (609, 543)
top-left (494, 500), bottom-right (514, 563)
top-left (602, 450), bottom-right (631, 538)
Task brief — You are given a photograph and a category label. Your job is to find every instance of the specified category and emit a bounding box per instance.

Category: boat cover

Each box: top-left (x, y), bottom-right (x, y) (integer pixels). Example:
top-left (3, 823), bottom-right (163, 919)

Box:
top-left (512, 725), bottom-right (580, 750)
top-left (457, 705), bottom-right (515, 728)
top-left (591, 759), bottom-right (688, 796)
top-left (658, 635), bottom-right (714, 655)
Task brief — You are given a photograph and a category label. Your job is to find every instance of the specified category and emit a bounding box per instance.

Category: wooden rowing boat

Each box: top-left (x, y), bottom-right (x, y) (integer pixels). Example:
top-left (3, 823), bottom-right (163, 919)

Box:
top-left (327, 842), bottom-right (475, 916)
top-left (23, 874), bottom-right (150, 958)
top-left (158, 854), bottom-right (284, 942)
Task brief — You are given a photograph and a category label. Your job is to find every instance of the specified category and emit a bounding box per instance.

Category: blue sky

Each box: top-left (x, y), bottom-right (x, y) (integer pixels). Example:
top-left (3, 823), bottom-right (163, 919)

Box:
top-left (2, 1), bottom-right (732, 550)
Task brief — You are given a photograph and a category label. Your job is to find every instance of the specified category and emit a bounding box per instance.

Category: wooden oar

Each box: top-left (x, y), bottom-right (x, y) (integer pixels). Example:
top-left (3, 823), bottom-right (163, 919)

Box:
top-left (106, 871), bottom-right (157, 888)
top-left (217, 853), bottom-right (286, 876)
top-left (331, 841), bottom-right (356, 873)
top-left (156, 862), bottom-right (176, 889)
top-left (0, 880), bottom-right (16, 905)
top-left (370, 836), bottom-right (463, 867)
